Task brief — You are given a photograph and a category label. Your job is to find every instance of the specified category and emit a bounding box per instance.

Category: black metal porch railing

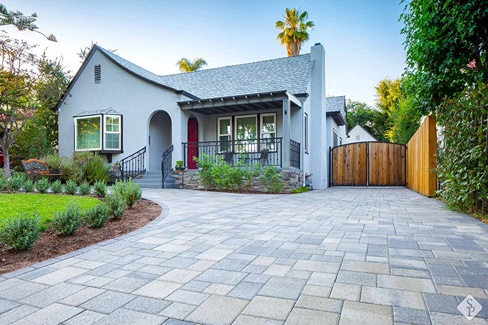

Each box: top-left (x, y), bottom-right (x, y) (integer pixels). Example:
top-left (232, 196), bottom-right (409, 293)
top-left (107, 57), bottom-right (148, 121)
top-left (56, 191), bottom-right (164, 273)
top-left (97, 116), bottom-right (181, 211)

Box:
top-left (183, 137), bottom-right (283, 168)
top-left (120, 146), bottom-right (146, 181)
top-left (290, 139), bottom-right (301, 169)
top-left (161, 145), bottom-right (173, 188)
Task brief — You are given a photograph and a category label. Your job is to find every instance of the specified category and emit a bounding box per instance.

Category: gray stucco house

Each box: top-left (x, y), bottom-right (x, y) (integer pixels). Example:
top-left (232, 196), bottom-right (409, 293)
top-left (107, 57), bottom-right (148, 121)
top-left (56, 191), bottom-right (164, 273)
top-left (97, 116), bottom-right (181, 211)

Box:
top-left (56, 43), bottom-right (346, 189)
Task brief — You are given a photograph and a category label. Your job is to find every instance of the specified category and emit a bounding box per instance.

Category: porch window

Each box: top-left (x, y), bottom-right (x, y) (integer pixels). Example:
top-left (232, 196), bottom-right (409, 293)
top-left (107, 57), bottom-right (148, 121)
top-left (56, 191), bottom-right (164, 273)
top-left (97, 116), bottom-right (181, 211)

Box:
top-left (104, 115), bottom-right (121, 150)
top-left (218, 117), bottom-right (232, 152)
top-left (75, 114), bottom-right (122, 152)
top-left (235, 115), bottom-right (257, 152)
top-left (261, 113), bottom-right (276, 151)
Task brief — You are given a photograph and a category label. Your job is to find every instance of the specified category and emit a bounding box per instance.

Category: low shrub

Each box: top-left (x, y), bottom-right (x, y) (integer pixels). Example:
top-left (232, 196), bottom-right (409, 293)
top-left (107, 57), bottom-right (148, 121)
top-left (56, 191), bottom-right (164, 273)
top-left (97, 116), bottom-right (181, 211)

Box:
top-left (0, 175), bottom-right (6, 191)
top-left (112, 179), bottom-right (142, 208)
top-left (52, 202), bottom-right (82, 235)
top-left (94, 180), bottom-right (107, 197)
top-left (23, 179), bottom-right (35, 192)
top-left (50, 179), bottom-right (63, 194)
top-left (0, 213), bottom-right (40, 251)
top-left (65, 180), bottom-right (78, 195)
top-left (35, 178), bottom-right (50, 193)
top-left (6, 173), bottom-right (25, 192)
top-left (260, 166), bottom-right (284, 193)
top-left (105, 192), bottom-right (126, 219)
top-left (210, 160), bottom-right (245, 191)
top-left (84, 154), bottom-right (110, 184)
top-left (84, 204), bottom-right (109, 228)
top-left (42, 154), bottom-right (61, 171)
top-left (290, 186), bottom-right (311, 194)
top-left (79, 181), bottom-right (91, 195)
top-left (194, 154), bottom-right (215, 189)
top-left (59, 156), bottom-right (83, 183)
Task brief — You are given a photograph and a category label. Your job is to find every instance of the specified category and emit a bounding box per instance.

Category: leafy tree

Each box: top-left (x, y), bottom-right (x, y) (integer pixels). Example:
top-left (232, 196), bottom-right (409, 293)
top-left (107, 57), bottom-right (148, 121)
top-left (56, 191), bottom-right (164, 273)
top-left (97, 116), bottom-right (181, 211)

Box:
top-left (176, 58), bottom-right (207, 72)
top-left (9, 55), bottom-right (70, 167)
top-left (78, 41), bottom-right (117, 63)
top-left (275, 8), bottom-right (314, 57)
top-left (401, 0), bottom-right (488, 112)
top-left (0, 35), bottom-right (39, 176)
top-left (346, 100), bottom-right (385, 141)
top-left (0, 3), bottom-right (56, 41)
top-left (385, 95), bottom-right (421, 144)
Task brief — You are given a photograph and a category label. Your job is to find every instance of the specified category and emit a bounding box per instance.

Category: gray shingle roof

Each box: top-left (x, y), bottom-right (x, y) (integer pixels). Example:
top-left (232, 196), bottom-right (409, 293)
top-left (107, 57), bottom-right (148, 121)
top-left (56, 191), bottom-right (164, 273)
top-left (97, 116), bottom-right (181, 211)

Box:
top-left (98, 46), bottom-right (313, 99)
top-left (75, 107), bottom-right (121, 117)
top-left (326, 96), bottom-right (346, 116)
top-left (159, 55), bottom-right (313, 99)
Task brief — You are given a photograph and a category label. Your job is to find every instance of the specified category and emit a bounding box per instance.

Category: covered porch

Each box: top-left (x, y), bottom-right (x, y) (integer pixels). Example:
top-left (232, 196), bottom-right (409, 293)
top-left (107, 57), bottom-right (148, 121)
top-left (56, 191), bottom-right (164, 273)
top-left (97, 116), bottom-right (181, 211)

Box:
top-left (178, 91), bottom-right (304, 170)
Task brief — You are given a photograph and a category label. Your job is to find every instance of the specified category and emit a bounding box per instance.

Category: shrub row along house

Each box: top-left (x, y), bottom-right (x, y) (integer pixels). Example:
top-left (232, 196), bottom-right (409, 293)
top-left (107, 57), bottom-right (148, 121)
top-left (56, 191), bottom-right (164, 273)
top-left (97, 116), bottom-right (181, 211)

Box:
top-left (56, 43), bottom-right (346, 189)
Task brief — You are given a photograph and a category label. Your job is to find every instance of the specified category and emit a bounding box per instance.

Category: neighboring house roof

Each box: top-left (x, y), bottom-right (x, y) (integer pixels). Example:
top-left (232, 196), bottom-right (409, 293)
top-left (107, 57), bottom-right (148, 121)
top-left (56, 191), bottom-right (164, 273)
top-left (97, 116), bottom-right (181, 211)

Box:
top-left (75, 107), bottom-right (121, 117)
top-left (159, 54), bottom-right (313, 99)
top-left (326, 96), bottom-right (347, 126)
top-left (347, 124), bottom-right (377, 141)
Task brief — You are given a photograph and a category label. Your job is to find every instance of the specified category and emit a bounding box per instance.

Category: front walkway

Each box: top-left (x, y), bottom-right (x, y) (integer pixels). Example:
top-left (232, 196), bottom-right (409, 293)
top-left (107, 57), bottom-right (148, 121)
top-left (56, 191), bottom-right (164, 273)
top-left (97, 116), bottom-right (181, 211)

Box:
top-left (1, 188), bottom-right (488, 324)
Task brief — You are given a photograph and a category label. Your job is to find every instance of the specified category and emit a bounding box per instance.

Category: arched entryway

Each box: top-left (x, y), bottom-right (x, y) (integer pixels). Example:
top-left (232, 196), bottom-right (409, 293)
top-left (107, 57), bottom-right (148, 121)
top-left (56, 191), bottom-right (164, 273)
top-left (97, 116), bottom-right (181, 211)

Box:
top-left (187, 116), bottom-right (199, 169)
top-left (148, 111), bottom-right (172, 173)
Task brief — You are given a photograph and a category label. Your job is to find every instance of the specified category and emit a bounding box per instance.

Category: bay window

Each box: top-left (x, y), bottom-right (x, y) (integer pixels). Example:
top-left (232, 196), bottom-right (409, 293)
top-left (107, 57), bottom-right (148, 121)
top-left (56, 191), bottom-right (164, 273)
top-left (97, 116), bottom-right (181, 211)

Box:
top-left (75, 113), bottom-right (122, 152)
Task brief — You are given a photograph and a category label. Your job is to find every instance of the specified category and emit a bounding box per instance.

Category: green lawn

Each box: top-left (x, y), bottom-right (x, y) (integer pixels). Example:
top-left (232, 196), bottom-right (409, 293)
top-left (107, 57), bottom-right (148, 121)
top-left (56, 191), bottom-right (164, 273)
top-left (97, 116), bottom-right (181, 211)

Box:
top-left (0, 193), bottom-right (101, 230)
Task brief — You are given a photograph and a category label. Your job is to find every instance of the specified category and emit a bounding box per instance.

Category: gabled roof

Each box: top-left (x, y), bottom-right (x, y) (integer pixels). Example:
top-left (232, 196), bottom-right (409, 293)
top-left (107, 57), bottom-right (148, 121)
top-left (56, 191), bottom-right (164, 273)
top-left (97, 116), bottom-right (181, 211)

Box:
top-left (326, 96), bottom-right (347, 126)
top-left (56, 45), bottom-right (315, 110)
top-left (347, 124), bottom-right (377, 141)
top-left (159, 54), bottom-right (313, 99)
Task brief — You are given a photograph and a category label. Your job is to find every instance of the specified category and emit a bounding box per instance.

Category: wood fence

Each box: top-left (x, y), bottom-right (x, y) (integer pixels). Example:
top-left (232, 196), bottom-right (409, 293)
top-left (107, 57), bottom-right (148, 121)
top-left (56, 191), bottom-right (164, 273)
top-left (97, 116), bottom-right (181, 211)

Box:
top-left (406, 115), bottom-right (437, 196)
top-left (330, 142), bottom-right (406, 186)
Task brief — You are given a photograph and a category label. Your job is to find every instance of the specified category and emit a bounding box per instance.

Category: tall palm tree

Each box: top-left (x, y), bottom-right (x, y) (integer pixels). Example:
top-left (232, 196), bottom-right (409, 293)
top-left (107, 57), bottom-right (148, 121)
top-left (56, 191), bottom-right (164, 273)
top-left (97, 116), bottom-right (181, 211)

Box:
top-left (275, 8), bottom-right (314, 57)
top-left (176, 58), bottom-right (208, 72)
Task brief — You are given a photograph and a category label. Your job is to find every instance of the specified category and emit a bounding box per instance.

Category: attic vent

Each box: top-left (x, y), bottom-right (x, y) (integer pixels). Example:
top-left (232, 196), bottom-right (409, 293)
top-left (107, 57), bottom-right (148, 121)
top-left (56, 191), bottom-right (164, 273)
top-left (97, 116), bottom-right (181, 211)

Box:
top-left (94, 64), bottom-right (101, 84)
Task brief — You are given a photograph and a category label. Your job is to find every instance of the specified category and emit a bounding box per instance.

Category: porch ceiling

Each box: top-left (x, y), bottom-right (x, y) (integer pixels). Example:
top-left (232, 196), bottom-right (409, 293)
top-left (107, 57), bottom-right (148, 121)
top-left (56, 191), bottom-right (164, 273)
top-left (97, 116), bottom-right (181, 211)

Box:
top-left (178, 90), bottom-right (304, 115)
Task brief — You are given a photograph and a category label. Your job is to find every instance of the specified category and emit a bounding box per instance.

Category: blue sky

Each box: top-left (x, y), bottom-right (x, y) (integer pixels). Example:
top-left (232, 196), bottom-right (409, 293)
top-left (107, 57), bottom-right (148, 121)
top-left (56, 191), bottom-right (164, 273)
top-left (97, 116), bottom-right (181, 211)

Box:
top-left (4, 1), bottom-right (406, 106)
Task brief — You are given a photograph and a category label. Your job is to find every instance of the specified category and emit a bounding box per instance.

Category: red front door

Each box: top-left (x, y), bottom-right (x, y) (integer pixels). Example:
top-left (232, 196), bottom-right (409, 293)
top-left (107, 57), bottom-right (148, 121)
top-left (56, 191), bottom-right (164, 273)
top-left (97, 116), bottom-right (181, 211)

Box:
top-left (187, 118), bottom-right (198, 169)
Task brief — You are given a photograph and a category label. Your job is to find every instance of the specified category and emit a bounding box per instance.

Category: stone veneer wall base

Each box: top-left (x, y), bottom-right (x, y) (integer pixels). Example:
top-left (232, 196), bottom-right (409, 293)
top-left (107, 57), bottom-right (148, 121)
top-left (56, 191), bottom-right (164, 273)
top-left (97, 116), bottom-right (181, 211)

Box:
top-left (171, 169), bottom-right (304, 193)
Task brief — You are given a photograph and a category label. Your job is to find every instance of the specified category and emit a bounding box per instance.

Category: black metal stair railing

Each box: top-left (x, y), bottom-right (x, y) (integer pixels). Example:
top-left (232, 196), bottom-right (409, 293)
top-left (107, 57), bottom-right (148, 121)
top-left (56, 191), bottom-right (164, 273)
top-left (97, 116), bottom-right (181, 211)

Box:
top-left (161, 145), bottom-right (173, 188)
top-left (120, 146), bottom-right (146, 181)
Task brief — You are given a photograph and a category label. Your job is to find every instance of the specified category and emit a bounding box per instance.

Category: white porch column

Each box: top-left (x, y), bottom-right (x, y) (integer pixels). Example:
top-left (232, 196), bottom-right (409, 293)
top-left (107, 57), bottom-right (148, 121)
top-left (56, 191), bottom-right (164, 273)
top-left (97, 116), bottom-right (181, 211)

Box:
top-left (282, 98), bottom-right (291, 168)
top-left (310, 43), bottom-right (327, 189)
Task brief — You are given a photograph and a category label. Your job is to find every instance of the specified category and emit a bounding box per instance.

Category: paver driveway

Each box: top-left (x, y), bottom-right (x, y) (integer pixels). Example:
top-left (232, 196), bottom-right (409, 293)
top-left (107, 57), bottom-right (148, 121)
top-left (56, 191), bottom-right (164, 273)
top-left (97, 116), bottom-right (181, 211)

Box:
top-left (1, 188), bottom-right (488, 325)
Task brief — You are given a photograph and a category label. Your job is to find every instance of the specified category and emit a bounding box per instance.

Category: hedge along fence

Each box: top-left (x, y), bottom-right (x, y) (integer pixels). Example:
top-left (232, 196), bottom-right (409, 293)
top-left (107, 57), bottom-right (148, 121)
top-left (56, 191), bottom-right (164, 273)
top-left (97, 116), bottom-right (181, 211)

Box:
top-left (436, 85), bottom-right (488, 215)
top-left (407, 115), bottom-right (437, 197)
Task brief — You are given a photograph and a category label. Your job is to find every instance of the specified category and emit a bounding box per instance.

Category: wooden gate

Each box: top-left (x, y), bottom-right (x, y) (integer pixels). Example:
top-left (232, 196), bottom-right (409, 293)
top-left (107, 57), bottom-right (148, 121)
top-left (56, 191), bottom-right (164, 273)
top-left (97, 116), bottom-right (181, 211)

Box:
top-left (330, 142), bottom-right (406, 186)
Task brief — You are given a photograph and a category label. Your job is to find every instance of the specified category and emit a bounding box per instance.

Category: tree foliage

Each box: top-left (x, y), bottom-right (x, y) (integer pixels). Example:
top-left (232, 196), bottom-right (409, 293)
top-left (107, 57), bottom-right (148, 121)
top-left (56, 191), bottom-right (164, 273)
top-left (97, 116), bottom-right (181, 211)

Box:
top-left (275, 8), bottom-right (314, 57)
top-left (0, 3), bottom-right (56, 41)
top-left (176, 58), bottom-right (207, 72)
top-left (401, 0), bottom-right (488, 112)
top-left (345, 100), bottom-right (385, 141)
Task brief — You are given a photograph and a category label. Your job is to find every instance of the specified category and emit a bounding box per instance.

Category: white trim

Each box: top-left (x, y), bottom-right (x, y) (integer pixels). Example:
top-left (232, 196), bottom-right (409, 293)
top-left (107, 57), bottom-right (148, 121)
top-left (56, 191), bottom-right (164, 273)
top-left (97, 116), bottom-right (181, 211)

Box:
top-left (74, 115), bottom-right (102, 151)
top-left (304, 113), bottom-right (309, 153)
top-left (103, 114), bottom-right (121, 150)
top-left (217, 116), bottom-right (232, 140)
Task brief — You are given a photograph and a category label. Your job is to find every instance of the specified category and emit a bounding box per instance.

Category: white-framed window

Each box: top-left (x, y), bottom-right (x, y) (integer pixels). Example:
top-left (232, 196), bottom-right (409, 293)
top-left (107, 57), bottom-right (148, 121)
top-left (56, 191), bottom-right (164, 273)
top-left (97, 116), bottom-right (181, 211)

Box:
top-left (104, 115), bottom-right (121, 150)
top-left (235, 115), bottom-right (257, 152)
top-left (304, 113), bottom-right (309, 153)
top-left (333, 130), bottom-right (339, 147)
top-left (75, 114), bottom-right (122, 152)
top-left (218, 117), bottom-right (232, 152)
top-left (261, 113), bottom-right (276, 151)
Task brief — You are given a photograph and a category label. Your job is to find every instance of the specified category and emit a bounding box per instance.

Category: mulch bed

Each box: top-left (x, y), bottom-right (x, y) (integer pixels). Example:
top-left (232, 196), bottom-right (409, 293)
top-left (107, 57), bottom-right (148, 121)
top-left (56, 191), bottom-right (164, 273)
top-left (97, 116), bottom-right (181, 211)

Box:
top-left (0, 198), bottom-right (162, 274)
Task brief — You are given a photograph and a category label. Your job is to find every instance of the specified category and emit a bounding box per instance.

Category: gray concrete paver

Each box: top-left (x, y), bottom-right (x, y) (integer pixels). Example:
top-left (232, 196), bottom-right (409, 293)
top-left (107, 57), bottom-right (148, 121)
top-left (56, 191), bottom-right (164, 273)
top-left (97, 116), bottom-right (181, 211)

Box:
top-left (0, 188), bottom-right (487, 324)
